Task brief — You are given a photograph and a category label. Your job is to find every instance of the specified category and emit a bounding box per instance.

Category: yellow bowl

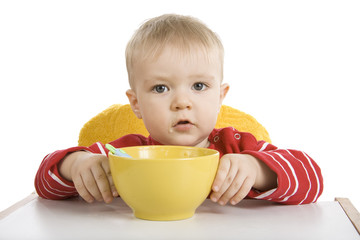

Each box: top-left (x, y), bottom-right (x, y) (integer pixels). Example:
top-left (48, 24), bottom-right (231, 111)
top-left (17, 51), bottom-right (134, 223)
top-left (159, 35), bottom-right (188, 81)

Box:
top-left (108, 145), bottom-right (219, 221)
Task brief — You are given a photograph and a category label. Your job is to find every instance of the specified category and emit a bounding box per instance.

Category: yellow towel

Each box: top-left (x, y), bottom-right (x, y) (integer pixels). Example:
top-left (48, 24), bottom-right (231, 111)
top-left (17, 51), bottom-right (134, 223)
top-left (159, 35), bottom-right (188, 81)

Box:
top-left (78, 104), bottom-right (271, 147)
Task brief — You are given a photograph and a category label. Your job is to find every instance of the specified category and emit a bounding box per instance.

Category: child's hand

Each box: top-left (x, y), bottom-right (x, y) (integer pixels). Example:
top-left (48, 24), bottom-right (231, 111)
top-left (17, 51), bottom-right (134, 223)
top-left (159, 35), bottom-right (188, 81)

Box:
top-left (210, 154), bottom-right (260, 206)
top-left (59, 151), bottom-right (118, 203)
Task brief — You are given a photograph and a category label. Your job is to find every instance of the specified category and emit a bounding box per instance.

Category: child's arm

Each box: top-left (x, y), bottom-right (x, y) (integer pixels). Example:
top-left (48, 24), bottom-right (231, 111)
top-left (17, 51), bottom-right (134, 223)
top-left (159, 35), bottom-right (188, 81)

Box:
top-left (34, 134), bottom-right (147, 201)
top-left (34, 142), bottom-right (111, 201)
top-left (244, 148), bottom-right (323, 204)
top-left (210, 153), bottom-right (277, 205)
top-left (209, 129), bottom-right (323, 205)
top-left (58, 151), bottom-right (118, 203)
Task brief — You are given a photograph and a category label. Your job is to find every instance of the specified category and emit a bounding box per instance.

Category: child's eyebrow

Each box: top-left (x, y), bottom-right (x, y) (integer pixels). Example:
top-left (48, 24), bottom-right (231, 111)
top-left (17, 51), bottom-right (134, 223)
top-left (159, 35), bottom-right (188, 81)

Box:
top-left (142, 75), bottom-right (170, 86)
top-left (143, 74), bottom-right (216, 83)
top-left (145, 75), bottom-right (170, 82)
top-left (188, 74), bottom-right (216, 81)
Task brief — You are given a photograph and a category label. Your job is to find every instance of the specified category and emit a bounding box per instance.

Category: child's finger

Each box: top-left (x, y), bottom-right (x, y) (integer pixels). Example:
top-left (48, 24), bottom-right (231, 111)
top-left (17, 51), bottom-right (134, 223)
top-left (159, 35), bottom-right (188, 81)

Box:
top-left (211, 159), bottom-right (238, 203)
top-left (81, 170), bottom-right (103, 202)
top-left (72, 174), bottom-right (94, 203)
top-left (101, 160), bottom-right (118, 197)
top-left (211, 156), bottom-right (231, 192)
top-left (91, 165), bottom-right (113, 203)
top-left (217, 172), bottom-right (247, 205)
top-left (230, 177), bottom-right (254, 205)
top-left (108, 176), bottom-right (118, 197)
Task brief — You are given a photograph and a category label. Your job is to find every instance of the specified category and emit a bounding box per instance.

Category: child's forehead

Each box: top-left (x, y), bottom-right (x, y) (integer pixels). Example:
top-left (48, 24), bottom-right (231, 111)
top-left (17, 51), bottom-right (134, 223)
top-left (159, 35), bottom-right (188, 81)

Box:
top-left (130, 44), bottom-right (223, 89)
top-left (134, 42), bottom-right (221, 65)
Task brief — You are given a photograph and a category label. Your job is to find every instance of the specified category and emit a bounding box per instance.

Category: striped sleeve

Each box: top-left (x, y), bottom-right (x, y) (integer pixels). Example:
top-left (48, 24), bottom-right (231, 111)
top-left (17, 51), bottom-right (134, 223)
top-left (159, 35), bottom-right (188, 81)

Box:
top-left (243, 141), bottom-right (323, 205)
top-left (34, 142), bottom-right (108, 200)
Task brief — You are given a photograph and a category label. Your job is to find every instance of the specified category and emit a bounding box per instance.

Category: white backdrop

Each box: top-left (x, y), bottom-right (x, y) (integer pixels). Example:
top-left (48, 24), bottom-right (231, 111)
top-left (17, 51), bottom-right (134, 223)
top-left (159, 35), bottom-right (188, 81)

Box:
top-left (1, 0), bottom-right (359, 212)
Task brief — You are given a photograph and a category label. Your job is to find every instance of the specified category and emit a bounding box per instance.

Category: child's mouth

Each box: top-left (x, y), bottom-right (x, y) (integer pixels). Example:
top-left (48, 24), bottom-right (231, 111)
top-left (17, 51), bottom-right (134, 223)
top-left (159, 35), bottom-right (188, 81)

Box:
top-left (173, 120), bottom-right (194, 131)
top-left (177, 121), bottom-right (190, 125)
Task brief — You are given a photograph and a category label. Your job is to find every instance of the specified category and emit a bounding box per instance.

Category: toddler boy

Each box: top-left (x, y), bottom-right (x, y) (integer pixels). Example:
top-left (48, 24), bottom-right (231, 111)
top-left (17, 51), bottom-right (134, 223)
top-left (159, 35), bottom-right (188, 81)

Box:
top-left (35, 14), bottom-right (323, 205)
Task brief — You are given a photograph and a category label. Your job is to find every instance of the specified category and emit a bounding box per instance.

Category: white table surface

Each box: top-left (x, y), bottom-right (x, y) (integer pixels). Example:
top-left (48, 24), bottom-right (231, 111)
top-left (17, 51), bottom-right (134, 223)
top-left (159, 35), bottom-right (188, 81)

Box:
top-left (0, 194), bottom-right (359, 240)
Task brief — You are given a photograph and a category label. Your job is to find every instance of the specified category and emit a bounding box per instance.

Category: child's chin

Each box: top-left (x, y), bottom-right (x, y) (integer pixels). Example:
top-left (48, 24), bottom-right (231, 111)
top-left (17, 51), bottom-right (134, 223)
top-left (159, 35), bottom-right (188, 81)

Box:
top-left (174, 139), bottom-right (208, 148)
top-left (167, 138), bottom-right (198, 147)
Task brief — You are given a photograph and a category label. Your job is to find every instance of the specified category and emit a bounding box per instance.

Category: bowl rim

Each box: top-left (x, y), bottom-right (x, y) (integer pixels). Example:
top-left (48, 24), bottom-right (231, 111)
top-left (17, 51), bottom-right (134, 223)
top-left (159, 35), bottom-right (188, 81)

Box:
top-left (108, 145), bottom-right (219, 161)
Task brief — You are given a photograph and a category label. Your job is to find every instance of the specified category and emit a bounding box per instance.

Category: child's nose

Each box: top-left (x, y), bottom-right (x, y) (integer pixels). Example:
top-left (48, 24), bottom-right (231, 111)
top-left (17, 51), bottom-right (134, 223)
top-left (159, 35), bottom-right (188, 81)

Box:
top-left (170, 92), bottom-right (192, 111)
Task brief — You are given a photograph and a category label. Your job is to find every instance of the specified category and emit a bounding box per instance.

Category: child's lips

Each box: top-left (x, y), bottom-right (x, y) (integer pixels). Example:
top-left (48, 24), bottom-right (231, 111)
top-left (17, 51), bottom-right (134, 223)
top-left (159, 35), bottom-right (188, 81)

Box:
top-left (173, 120), bottom-right (194, 131)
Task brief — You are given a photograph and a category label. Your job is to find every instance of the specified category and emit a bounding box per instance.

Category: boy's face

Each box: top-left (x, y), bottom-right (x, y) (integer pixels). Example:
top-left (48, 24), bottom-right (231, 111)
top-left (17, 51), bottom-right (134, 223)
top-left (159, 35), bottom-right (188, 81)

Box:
top-left (127, 46), bottom-right (229, 148)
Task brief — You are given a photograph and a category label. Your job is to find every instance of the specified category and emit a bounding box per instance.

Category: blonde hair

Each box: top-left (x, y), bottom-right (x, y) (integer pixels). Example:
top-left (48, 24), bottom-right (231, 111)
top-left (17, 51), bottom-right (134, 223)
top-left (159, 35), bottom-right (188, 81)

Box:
top-left (125, 14), bottom-right (224, 87)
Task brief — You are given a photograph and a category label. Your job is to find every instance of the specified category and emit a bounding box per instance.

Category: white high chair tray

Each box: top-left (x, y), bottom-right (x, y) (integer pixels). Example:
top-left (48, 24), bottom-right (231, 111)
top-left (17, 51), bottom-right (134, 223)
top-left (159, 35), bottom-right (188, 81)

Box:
top-left (0, 193), bottom-right (359, 240)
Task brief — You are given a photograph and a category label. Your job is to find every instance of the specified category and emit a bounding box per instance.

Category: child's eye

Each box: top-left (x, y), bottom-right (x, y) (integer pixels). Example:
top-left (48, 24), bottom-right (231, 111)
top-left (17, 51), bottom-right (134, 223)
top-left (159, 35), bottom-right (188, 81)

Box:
top-left (192, 82), bottom-right (207, 91)
top-left (152, 85), bottom-right (169, 93)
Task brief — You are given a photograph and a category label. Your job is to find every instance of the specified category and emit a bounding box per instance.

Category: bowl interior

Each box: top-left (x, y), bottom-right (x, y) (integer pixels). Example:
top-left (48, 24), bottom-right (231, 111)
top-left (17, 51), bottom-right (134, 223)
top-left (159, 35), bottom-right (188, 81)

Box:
top-left (116, 145), bottom-right (218, 160)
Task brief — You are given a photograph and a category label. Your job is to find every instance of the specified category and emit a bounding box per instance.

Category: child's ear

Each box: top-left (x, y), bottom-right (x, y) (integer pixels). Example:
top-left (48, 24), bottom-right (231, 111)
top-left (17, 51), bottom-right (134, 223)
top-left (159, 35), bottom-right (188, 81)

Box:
top-left (126, 89), bottom-right (142, 119)
top-left (219, 83), bottom-right (230, 104)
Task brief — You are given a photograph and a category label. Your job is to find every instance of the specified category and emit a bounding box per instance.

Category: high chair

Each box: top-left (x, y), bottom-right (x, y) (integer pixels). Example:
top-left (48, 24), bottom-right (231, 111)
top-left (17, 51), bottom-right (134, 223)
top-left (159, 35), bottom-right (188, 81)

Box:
top-left (78, 104), bottom-right (271, 146)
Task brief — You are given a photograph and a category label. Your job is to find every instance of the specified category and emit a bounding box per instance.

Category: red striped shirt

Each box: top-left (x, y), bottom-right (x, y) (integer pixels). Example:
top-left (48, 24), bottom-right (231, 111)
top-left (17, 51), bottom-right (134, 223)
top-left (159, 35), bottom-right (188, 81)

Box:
top-left (34, 127), bottom-right (323, 204)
